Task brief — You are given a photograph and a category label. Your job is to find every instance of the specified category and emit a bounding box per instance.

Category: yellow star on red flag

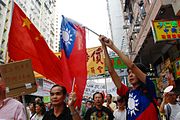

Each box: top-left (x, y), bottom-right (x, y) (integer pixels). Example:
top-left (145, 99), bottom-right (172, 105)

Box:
top-left (21, 17), bottom-right (31, 29)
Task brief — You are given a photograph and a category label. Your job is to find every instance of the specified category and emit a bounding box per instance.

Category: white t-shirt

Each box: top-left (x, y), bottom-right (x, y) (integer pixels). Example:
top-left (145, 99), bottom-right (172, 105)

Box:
top-left (113, 109), bottom-right (126, 120)
top-left (175, 112), bottom-right (180, 120)
top-left (165, 103), bottom-right (180, 120)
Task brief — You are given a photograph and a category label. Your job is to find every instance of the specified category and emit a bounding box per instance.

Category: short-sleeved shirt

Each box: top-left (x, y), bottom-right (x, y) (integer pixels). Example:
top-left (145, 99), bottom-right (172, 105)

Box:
top-left (84, 106), bottom-right (114, 120)
top-left (117, 76), bottom-right (158, 120)
top-left (103, 102), bottom-right (117, 111)
top-left (42, 104), bottom-right (72, 120)
top-left (0, 98), bottom-right (26, 120)
top-left (165, 103), bottom-right (180, 120)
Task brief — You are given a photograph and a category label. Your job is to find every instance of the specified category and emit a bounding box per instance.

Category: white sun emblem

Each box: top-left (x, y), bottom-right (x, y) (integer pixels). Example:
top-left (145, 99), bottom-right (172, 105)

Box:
top-left (128, 93), bottom-right (139, 116)
top-left (61, 28), bottom-right (73, 46)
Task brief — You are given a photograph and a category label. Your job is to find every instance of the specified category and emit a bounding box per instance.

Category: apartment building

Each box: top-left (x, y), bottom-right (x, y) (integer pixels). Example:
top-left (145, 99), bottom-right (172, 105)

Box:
top-left (0, 0), bottom-right (60, 63)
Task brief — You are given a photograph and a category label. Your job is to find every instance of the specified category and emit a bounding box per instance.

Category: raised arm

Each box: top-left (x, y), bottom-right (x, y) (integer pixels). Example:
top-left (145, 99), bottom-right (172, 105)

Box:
top-left (68, 92), bottom-right (82, 120)
top-left (100, 39), bottom-right (122, 89)
top-left (99, 35), bottom-right (146, 83)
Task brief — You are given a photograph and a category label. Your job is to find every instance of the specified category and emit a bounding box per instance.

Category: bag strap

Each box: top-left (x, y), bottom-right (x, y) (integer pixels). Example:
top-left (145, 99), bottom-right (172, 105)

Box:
top-left (166, 104), bottom-right (171, 120)
top-left (30, 113), bottom-right (35, 119)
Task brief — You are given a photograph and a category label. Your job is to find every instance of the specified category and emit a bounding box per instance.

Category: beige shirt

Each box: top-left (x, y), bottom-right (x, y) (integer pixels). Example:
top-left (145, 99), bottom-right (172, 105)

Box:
top-left (103, 102), bottom-right (117, 111)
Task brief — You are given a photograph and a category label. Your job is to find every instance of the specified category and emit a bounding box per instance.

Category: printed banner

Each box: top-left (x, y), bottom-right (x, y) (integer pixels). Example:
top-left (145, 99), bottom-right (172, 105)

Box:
top-left (87, 46), bottom-right (105, 76)
top-left (83, 78), bottom-right (118, 97)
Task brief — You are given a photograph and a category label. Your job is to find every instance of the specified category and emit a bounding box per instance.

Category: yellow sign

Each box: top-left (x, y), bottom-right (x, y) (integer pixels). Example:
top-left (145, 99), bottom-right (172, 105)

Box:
top-left (151, 20), bottom-right (180, 42)
top-left (87, 46), bottom-right (105, 76)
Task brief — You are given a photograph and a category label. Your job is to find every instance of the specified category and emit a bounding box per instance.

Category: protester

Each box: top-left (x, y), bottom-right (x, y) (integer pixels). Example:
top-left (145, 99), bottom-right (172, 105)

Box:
top-left (80, 99), bottom-right (93, 119)
top-left (42, 84), bottom-right (82, 120)
top-left (159, 90), bottom-right (180, 120)
top-left (99, 35), bottom-right (159, 120)
top-left (103, 94), bottom-right (116, 112)
top-left (113, 96), bottom-right (126, 120)
top-left (27, 102), bottom-right (36, 119)
top-left (84, 92), bottom-right (114, 120)
top-left (45, 102), bottom-right (52, 111)
top-left (35, 97), bottom-right (42, 103)
top-left (32, 101), bottom-right (46, 120)
top-left (0, 75), bottom-right (27, 119)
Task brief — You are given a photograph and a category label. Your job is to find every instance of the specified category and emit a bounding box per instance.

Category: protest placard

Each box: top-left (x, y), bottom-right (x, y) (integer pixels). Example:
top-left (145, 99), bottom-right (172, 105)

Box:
top-left (0, 59), bottom-right (37, 97)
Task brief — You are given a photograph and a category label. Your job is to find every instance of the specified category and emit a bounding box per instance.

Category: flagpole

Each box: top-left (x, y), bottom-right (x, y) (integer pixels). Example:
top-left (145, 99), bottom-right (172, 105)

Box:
top-left (71, 77), bottom-right (75, 92)
top-left (104, 74), bottom-right (108, 95)
top-left (84, 26), bottom-right (100, 36)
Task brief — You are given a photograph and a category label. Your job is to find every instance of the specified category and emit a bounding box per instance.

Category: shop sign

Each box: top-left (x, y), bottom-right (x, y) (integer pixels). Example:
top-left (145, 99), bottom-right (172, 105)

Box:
top-left (105, 57), bottom-right (127, 70)
top-left (151, 19), bottom-right (180, 42)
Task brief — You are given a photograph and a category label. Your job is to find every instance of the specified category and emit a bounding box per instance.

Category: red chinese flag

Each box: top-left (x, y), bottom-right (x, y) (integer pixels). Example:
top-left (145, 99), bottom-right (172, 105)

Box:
top-left (8, 3), bottom-right (70, 87)
top-left (60, 16), bottom-right (87, 107)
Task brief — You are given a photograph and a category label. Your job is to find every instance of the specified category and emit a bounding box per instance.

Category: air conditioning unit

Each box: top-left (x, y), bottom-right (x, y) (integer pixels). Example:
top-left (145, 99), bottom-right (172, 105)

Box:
top-left (124, 14), bottom-right (129, 20)
top-left (123, 25), bottom-right (129, 29)
top-left (134, 21), bottom-right (140, 26)
top-left (132, 28), bottom-right (140, 34)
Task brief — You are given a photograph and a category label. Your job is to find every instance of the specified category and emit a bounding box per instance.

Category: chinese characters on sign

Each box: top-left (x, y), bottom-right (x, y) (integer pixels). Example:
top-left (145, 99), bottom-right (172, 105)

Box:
top-left (0, 59), bottom-right (37, 97)
top-left (87, 46), bottom-right (105, 76)
top-left (152, 20), bottom-right (180, 42)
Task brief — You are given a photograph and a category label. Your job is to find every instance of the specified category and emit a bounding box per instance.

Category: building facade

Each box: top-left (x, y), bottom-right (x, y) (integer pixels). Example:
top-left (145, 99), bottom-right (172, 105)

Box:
top-left (122, 0), bottom-right (180, 92)
top-left (106, 0), bottom-right (128, 53)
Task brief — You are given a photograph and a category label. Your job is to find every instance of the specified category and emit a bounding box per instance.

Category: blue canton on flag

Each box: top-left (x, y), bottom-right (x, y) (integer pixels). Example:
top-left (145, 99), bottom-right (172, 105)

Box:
top-left (60, 16), bottom-right (76, 58)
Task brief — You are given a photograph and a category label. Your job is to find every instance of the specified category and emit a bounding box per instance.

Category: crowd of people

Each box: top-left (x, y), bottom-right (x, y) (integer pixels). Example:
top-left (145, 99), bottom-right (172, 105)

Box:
top-left (1, 35), bottom-right (180, 120)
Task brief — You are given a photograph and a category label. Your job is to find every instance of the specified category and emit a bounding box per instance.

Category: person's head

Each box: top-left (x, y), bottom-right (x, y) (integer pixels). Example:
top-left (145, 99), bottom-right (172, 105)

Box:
top-left (29, 102), bottom-right (35, 113)
top-left (165, 90), bottom-right (177, 104)
top-left (50, 84), bottom-right (67, 106)
top-left (157, 97), bottom-right (162, 106)
top-left (0, 75), bottom-right (6, 100)
top-left (35, 102), bottom-right (46, 115)
top-left (46, 102), bottom-right (52, 110)
top-left (117, 96), bottom-right (126, 109)
top-left (93, 92), bottom-right (104, 107)
top-left (127, 63), bottom-right (147, 86)
top-left (35, 97), bottom-right (41, 103)
top-left (106, 94), bottom-right (112, 103)
top-left (86, 100), bottom-right (93, 109)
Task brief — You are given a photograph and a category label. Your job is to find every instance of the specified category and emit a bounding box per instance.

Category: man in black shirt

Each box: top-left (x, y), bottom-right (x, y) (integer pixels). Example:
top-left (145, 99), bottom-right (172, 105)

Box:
top-left (43, 85), bottom-right (82, 120)
top-left (84, 92), bottom-right (114, 120)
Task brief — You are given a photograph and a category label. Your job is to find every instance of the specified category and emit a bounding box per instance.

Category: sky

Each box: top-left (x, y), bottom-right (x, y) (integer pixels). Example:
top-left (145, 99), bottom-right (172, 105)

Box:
top-left (57, 0), bottom-right (111, 48)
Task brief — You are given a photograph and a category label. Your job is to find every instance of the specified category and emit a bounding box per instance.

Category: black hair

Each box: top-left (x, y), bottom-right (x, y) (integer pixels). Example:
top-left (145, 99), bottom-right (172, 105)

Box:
top-left (127, 63), bottom-right (148, 73)
top-left (107, 94), bottom-right (112, 99)
top-left (50, 84), bottom-right (67, 95)
top-left (93, 92), bottom-right (104, 100)
top-left (36, 101), bottom-right (46, 115)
